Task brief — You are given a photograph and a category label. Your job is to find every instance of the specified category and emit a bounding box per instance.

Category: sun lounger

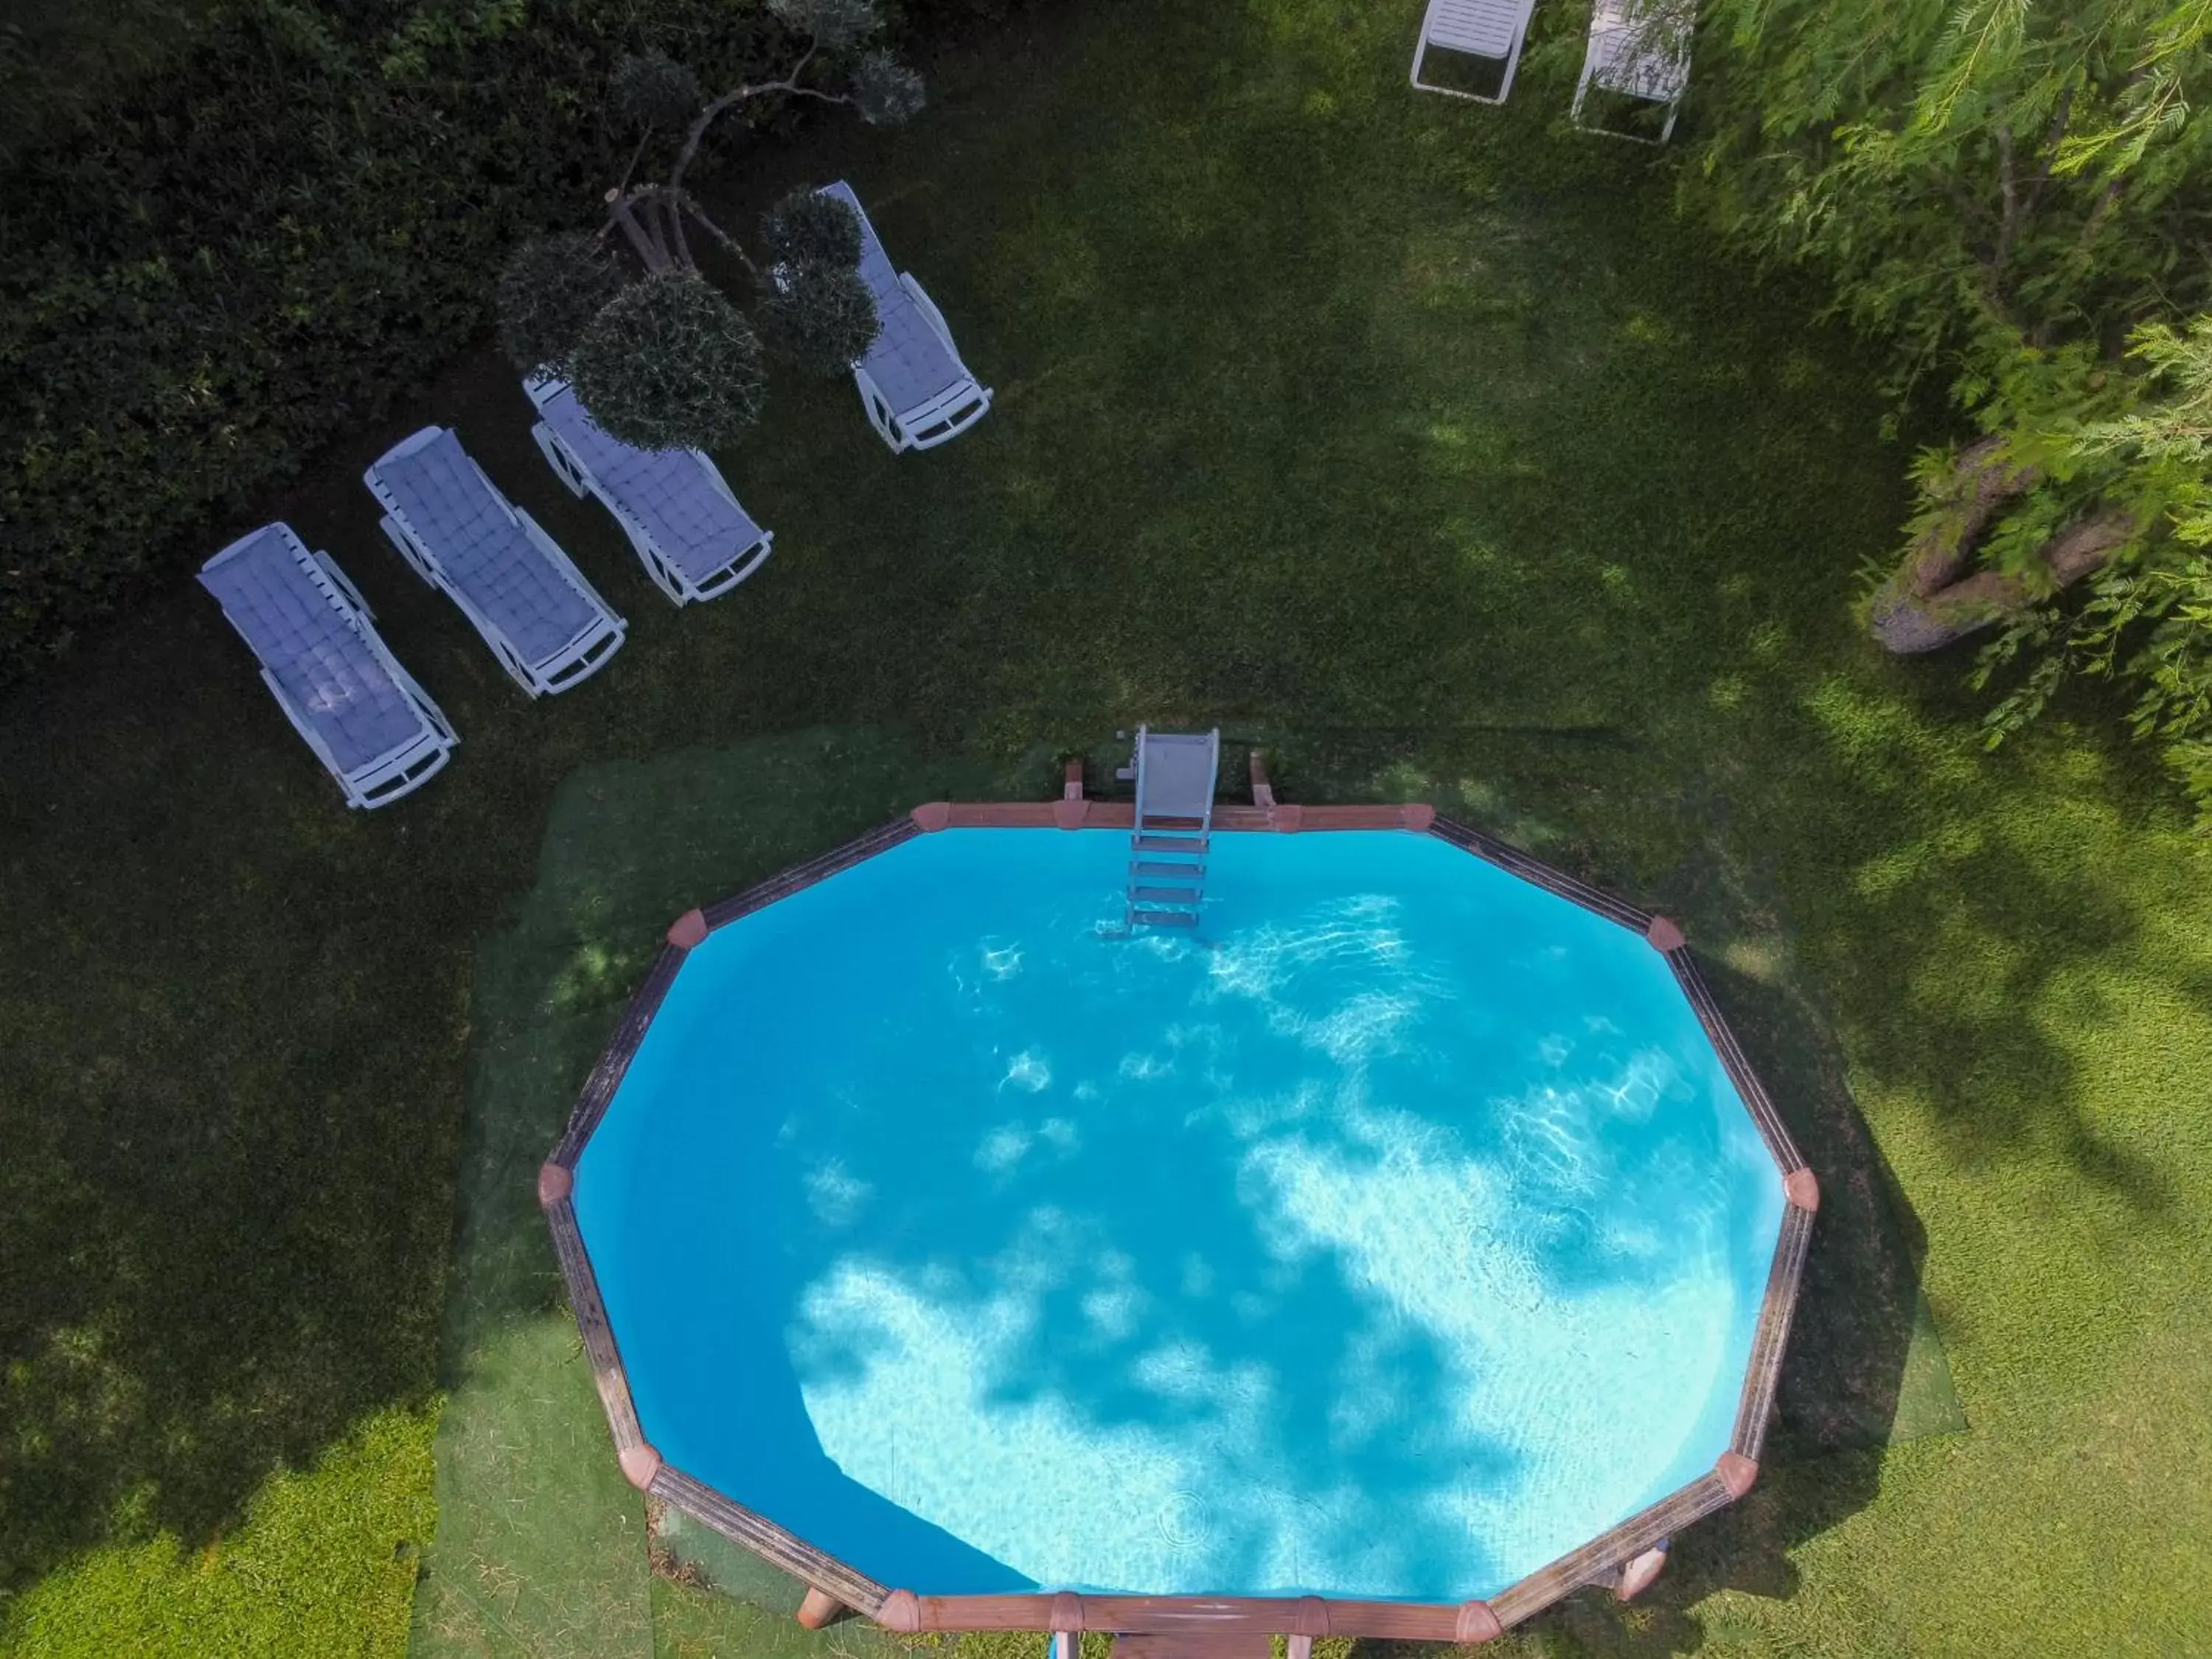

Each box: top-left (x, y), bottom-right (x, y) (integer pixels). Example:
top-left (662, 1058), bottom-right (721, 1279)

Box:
top-left (199, 521), bottom-right (456, 807)
top-left (524, 374), bottom-right (773, 605)
top-left (1411, 0), bottom-right (1537, 102)
top-left (1572, 0), bottom-right (1692, 142)
top-left (818, 181), bottom-right (993, 453)
top-left (364, 426), bottom-right (625, 696)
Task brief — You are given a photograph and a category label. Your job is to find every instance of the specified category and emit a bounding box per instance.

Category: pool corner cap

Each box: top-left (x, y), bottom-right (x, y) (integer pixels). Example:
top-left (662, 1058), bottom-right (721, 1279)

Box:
top-left (1645, 914), bottom-right (1687, 953)
top-left (911, 801), bottom-right (953, 832)
top-left (1717, 1451), bottom-right (1759, 1498)
top-left (1784, 1166), bottom-right (1820, 1211)
top-left (536, 1161), bottom-right (574, 1206)
top-left (1404, 803), bottom-right (1437, 831)
top-left (667, 908), bottom-right (709, 949)
top-left (1454, 1600), bottom-right (1504, 1643)
top-left (1272, 803), bottom-right (1307, 833)
top-left (619, 1442), bottom-right (662, 1491)
top-left (876, 1590), bottom-right (922, 1632)
top-left (1054, 796), bottom-right (1088, 830)
top-left (797, 1589), bottom-right (849, 1629)
top-left (1615, 1541), bottom-right (1669, 1601)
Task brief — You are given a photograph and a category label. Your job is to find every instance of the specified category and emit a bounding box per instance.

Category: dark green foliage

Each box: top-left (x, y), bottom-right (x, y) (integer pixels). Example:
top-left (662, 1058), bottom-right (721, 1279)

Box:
top-left (495, 233), bottom-right (627, 376)
top-left (0, 0), bottom-right (1016, 683)
top-left (762, 187), bottom-right (864, 270)
top-left (852, 50), bottom-right (927, 125)
top-left (568, 274), bottom-right (765, 451)
top-left (767, 0), bottom-right (880, 52)
top-left (757, 262), bottom-right (880, 373)
top-left (608, 48), bottom-right (701, 131)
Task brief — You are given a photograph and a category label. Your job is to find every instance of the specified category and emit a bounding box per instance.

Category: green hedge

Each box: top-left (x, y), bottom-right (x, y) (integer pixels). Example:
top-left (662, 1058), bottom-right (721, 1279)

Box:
top-left (0, 0), bottom-right (1006, 680)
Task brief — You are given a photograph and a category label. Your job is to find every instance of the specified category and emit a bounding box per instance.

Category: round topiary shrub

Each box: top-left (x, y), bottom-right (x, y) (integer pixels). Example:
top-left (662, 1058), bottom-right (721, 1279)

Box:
top-left (852, 52), bottom-right (926, 127)
top-left (610, 49), bottom-right (703, 131)
top-left (762, 187), bottom-right (864, 271)
top-left (767, 0), bottom-right (879, 52)
top-left (568, 274), bottom-right (767, 451)
top-left (758, 262), bottom-right (880, 375)
top-left (496, 233), bottom-right (627, 376)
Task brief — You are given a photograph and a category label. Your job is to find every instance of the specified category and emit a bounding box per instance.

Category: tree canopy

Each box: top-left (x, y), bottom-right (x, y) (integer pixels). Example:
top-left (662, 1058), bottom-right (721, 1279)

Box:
top-left (493, 0), bottom-right (922, 450)
top-left (1687, 0), bottom-right (2212, 824)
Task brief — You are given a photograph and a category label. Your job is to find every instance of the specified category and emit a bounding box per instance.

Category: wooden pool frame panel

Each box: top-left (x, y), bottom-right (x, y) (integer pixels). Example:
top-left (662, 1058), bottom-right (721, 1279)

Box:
top-left (541, 785), bottom-right (1816, 1643)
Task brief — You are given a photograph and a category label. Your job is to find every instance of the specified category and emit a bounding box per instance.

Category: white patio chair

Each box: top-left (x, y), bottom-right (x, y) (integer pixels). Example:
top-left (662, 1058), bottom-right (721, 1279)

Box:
top-left (199, 521), bottom-right (456, 808)
top-left (818, 181), bottom-right (993, 453)
top-left (524, 373), bottom-right (773, 606)
top-left (1572, 0), bottom-right (1692, 142)
top-left (1411, 0), bottom-right (1537, 103)
top-left (364, 426), bottom-right (626, 697)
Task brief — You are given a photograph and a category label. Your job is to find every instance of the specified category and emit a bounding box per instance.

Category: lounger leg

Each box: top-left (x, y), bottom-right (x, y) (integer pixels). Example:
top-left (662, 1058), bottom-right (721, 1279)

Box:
top-left (379, 515), bottom-right (437, 585)
top-left (530, 422), bottom-right (591, 498)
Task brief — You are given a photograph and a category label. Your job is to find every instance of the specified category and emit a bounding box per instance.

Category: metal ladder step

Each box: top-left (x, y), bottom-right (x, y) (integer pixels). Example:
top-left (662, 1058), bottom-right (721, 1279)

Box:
top-left (1127, 908), bottom-right (1200, 928)
top-left (1129, 886), bottom-right (1205, 907)
top-left (1129, 861), bottom-right (1206, 884)
top-left (1133, 833), bottom-right (1209, 855)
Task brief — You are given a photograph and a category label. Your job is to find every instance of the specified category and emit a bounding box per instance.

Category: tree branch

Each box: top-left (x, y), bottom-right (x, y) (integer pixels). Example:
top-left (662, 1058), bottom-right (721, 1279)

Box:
top-left (603, 187), bottom-right (674, 276)
top-left (676, 191), bottom-right (759, 280)
top-left (665, 40), bottom-right (831, 201)
top-left (1993, 123), bottom-right (2021, 282)
top-left (614, 130), bottom-right (653, 195)
top-left (2019, 86), bottom-right (2073, 226)
top-left (1871, 503), bottom-right (2138, 654)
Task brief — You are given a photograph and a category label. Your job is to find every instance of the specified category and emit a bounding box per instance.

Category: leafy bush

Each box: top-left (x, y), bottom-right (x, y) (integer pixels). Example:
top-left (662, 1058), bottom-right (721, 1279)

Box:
top-left (497, 234), bottom-right (628, 378)
top-left (608, 48), bottom-right (701, 131)
top-left (0, 0), bottom-right (1028, 681)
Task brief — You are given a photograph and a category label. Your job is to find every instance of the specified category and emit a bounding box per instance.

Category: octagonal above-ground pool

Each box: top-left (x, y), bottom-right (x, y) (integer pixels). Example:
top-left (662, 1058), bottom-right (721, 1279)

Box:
top-left (541, 796), bottom-right (1816, 1645)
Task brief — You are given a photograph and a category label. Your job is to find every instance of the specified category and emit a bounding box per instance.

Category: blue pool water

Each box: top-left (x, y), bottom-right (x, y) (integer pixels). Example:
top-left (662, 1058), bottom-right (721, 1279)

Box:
top-left (574, 830), bottom-right (1784, 1602)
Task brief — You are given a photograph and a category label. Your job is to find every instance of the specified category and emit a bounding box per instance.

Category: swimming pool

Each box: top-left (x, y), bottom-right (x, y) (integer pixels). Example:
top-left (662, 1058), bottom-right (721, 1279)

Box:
top-left (546, 807), bottom-right (1812, 1638)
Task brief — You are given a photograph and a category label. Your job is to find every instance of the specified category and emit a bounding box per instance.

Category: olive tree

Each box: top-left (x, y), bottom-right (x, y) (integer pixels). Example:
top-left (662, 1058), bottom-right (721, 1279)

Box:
top-left (493, 0), bottom-right (925, 450)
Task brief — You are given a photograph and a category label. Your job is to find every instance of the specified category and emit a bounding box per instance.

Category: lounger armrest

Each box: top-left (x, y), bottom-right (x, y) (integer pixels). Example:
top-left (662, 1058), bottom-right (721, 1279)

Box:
top-left (692, 451), bottom-right (744, 513)
top-left (899, 273), bottom-right (960, 355)
top-left (515, 508), bottom-right (622, 624)
top-left (366, 630), bottom-right (457, 740)
top-left (467, 457), bottom-right (526, 531)
top-left (312, 549), bottom-right (375, 619)
top-left (522, 371), bottom-right (570, 412)
top-left (258, 666), bottom-right (350, 784)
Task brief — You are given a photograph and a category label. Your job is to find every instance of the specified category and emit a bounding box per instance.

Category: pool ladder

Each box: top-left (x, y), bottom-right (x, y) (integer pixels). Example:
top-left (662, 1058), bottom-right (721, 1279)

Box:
top-left (1123, 726), bottom-right (1219, 930)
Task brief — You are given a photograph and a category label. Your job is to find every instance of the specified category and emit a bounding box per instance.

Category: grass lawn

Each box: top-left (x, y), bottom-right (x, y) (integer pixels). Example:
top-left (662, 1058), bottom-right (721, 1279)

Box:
top-left (2, 0), bottom-right (2210, 1652)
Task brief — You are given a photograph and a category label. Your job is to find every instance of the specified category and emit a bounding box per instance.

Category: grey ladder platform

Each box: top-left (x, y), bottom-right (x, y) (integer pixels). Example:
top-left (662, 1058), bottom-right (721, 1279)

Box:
top-left (1124, 725), bottom-right (1219, 929)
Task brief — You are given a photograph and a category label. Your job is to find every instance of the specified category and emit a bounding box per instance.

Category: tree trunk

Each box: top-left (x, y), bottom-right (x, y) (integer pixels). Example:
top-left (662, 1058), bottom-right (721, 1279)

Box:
top-left (1866, 437), bottom-right (2039, 653)
top-left (1868, 509), bottom-right (2138, 653)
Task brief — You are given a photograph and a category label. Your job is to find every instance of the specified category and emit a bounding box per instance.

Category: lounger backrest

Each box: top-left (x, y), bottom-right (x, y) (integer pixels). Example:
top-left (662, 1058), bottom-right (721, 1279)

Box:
top-left (375, 430), bottom-right (598, 666)
top-left (200, 525), bottom-right (425, 773)
top-left (1425, 0), bottom-right (1528, 58)
top-left (817, 180), bottom-right (968, 415)
top-left (540, 389), bottom-right (763, 583)
top-left (1589, 0), bottom-right (1691, 96)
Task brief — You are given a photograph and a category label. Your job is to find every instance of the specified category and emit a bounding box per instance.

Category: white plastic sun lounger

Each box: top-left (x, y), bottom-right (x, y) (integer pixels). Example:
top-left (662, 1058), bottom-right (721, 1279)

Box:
top-left (1411, 0), bottom-right (1537, 102)
top-left (364, 426), bottom-right (626, 697)
top-left (524, 374), bottom-right (773, 606)
top-left (199, 522), bottom-right (456, 807)
top-left (818, 181), bottom-right (993, 453)
top-left (1572, 0), bottom-right (1692, 142)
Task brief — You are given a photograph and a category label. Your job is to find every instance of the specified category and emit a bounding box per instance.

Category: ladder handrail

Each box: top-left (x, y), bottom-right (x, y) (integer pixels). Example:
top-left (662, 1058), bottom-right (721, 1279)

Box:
top-left (1126, 727), bottom-right (1220, 930)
